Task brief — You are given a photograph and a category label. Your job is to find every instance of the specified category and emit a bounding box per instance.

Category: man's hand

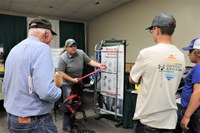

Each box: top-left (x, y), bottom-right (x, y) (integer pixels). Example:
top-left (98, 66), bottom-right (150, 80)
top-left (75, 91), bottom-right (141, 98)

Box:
top-left (72, 78), bottom-right (79, 83)
top-left (181, 115), bottom-right (190, 130)
top-left (99, 64), bottom-right (107, 69)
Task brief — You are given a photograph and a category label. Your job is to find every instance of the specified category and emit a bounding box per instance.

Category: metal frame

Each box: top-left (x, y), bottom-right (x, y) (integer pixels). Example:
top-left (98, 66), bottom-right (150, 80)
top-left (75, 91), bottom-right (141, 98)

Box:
top-left (94, 40), bottom-right (126, 120)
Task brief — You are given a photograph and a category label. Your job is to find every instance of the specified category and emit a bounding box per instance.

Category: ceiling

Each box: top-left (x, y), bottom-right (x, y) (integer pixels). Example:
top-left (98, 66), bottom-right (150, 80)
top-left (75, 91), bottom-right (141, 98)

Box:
top-left (0, 0), bottom-right (132, 22)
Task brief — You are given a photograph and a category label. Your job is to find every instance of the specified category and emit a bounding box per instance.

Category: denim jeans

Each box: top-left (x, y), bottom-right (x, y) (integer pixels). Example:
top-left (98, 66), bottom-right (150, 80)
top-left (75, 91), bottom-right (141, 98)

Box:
top-left (133, 120), bottom-right (174, 133)
top-left (7, 113), bottom-right (58, 133)
top-left (62, 85), bottom-right (73, 129)
top-left (176, 106), bottom-right (200, 133)
top-left (175, 104), bottom-right (183, 133)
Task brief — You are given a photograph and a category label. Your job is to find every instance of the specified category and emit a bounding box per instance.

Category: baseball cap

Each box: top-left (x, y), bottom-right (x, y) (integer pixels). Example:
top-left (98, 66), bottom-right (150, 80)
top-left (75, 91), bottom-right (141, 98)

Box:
top-left (29, 16), bottom-right (57, 35)
top-left (145, 12), bottom-right (176, 30)
top-left (182, 38), bottom-right (200, 51)
top-left (65, 39), bottom-right (76, 47)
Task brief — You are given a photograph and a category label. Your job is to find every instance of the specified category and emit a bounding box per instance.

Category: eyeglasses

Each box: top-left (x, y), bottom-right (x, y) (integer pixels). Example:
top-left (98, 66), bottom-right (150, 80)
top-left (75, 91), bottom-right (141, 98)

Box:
top-left (189, 50), bottom-right (194, 54)
top-left (149, 27), bottom-right (159, 33)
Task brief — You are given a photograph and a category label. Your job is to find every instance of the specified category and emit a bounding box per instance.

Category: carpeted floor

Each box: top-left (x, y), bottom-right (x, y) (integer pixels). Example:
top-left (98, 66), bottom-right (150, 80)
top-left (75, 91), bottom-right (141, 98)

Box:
top-left (0, 91), bottom-right (132, 133)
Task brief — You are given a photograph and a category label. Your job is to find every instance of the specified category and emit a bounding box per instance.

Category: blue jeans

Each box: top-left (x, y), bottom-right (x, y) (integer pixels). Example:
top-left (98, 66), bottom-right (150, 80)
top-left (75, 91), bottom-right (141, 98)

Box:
top-left (62, 85), bottom-right (73, 129)
top-left (7, 113), bottom-right (58, 133)
top-left (133, 120), bottom-right (174, 133)
top-left (176, 106), bottom-right (200, 133)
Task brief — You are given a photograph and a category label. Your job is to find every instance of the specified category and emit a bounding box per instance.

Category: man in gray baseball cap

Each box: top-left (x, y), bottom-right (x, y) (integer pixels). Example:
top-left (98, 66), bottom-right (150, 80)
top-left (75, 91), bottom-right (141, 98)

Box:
top-left (129, 12), bottom-right (185, 133)
top-left (145, 12), bottom-right (176, 30)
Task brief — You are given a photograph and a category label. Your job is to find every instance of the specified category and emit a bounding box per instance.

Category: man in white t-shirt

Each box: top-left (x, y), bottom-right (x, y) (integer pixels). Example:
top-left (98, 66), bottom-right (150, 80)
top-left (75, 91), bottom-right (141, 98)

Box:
top-left (129, 12), bottom-right (185, 133)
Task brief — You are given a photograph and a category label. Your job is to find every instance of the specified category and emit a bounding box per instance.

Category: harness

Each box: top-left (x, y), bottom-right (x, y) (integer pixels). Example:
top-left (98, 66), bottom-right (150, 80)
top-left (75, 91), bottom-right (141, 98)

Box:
top-left (63, 83), bottom-right (83, 114)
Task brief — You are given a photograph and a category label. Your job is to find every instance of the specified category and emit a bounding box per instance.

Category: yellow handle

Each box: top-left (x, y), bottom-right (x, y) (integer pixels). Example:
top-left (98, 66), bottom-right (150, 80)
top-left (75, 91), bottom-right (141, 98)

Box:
top-left (135, 84), bottom-right (140, 90)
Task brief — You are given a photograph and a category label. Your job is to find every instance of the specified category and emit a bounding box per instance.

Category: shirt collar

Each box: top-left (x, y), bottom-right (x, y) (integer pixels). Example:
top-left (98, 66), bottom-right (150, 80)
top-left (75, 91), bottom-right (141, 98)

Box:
top-left (67, 52), bottom-right (78, 58)
top-left (28, 36), bottom-right (40, 41)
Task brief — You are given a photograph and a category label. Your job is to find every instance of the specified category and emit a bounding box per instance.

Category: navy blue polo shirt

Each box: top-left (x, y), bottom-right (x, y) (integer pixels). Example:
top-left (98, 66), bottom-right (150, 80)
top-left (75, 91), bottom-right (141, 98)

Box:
top-left (181, 64), bottom-right (200, 108)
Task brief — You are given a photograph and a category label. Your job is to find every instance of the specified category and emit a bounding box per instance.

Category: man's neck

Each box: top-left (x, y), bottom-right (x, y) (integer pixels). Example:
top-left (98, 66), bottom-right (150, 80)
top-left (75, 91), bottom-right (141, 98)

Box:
top-left (157, 36), bottom-right (173, 44)
top-left (196, 60), bottom-right (200, 64)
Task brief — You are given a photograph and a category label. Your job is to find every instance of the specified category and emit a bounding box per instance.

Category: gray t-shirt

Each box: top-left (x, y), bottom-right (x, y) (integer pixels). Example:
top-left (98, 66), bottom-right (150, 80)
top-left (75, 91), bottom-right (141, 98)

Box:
top-left (58, 49), bottom-right (91, 85)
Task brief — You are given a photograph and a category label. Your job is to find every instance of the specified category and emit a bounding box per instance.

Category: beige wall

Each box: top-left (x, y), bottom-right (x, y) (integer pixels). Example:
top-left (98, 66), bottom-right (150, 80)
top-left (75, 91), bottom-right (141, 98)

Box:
top-left (87, 0), bottom-right (200, 66)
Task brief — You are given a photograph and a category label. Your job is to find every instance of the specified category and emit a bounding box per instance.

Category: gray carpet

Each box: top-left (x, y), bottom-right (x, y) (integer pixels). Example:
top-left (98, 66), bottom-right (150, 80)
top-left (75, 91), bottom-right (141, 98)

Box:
top-left (0, 91), bottom-right (132, 133)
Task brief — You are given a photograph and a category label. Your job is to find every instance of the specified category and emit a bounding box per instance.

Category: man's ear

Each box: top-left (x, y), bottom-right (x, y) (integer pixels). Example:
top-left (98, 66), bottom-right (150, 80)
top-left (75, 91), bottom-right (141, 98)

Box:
top-left (157, 28), bottom-right (161, 36)
top-left (194, 50), bottom-right (200, 58)
top-left (45, 32), bottom-right (48, 39)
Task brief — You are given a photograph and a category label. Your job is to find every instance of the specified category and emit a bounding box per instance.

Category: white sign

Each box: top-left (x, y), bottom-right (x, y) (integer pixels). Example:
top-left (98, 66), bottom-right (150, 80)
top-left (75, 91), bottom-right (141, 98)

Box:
top-left (100, 44), bottom-right (125, 116)
top-left (51, 48), bottom-right (63, 71)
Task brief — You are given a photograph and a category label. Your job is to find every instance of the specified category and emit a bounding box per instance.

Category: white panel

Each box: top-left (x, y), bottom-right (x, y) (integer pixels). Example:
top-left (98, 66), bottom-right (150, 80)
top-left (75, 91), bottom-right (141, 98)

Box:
top-left (50, 19), bottom-right (60, 48)
top-left (51, 48), bottom-right (63, 71)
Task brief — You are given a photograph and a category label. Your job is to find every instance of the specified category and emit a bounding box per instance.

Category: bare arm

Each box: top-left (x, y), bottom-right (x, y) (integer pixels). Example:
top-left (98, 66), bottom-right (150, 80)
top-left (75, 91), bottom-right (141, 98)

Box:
top-left (181, 83), bottom-right (200, 129)
top-left (88, 60), bottom-right (106, 69)
top-left (129, 76), bottom-right (141, 84)
top-left (129, 76), bottom-right (136, 84)
top-left (60, 71), bottom-right (79, 83)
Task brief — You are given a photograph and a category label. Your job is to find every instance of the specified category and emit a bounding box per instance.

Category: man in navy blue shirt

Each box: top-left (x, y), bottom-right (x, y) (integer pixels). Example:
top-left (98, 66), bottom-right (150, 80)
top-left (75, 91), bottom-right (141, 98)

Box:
top-left (3, 16), bottom-right (61, 133)
top-left (179, 38), bottom-right (200, 133)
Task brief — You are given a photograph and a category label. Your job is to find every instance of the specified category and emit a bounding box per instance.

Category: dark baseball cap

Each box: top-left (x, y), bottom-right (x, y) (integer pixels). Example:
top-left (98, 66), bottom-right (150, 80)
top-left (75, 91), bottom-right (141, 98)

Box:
top-left (182, 38), bottom-right (200, 51)
top-left (145, 12), bottom-right (176, 30)
top-left (29, 16), bottom-right (57, 35)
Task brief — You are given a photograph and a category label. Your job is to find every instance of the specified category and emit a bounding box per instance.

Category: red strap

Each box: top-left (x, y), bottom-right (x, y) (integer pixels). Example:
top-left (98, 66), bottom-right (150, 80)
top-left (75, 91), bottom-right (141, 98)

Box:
top-left (66, 104), bottom-right (75, 114)
top-left (77, 68), bottom-right (103, 82)
top-left (66, 94), bottom-right (78, 101)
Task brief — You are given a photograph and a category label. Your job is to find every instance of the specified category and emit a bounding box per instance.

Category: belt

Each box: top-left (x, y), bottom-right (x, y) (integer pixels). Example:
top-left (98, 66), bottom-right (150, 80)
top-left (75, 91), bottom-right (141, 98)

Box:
top-left (9, 113), bottom-right (50, 123)
top-left (30, 113), bottom-right (50, 120)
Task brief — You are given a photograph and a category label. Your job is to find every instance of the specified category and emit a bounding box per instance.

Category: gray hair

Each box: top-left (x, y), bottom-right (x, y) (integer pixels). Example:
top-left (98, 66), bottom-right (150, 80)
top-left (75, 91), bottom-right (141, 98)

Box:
top-left (28, 28), bottom-right (49, 36)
